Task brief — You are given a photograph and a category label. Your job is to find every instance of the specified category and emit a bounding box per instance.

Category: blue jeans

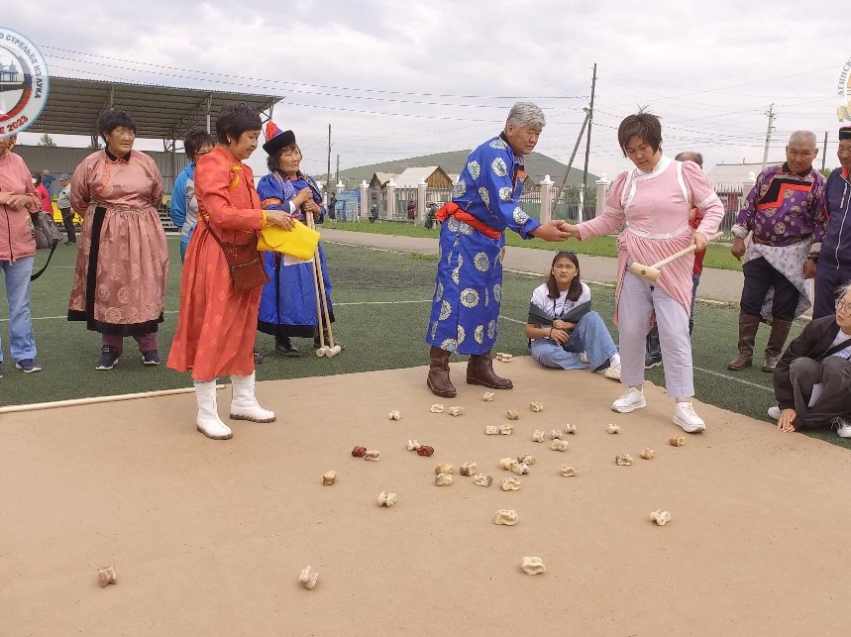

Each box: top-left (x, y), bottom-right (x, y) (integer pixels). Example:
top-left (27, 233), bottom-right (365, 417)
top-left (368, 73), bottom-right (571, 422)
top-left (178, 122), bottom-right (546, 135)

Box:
top-left (530, 311), bottom-right (617, 371)
top-left (0, 256), bottom-right (37, 364)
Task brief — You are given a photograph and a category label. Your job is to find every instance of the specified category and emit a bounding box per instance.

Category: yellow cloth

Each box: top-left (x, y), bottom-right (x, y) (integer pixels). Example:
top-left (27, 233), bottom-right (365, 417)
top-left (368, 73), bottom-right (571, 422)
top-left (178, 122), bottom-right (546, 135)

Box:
top-left (257, 220), bottom-right (320, 261)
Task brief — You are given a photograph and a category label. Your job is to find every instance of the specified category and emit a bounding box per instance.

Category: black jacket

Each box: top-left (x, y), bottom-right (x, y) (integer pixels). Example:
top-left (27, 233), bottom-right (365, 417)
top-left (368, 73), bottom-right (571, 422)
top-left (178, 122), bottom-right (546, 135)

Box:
top-left (774, 316), bottom-right (850, 409)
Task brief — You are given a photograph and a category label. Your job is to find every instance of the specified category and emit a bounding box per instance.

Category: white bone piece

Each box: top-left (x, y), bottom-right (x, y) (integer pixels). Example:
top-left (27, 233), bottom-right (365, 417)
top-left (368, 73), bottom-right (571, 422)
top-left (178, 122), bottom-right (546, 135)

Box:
top-left (549, 429), bottom-right (562, 440)
top-left (482, 392), bottom-right (495, 402)
top-left (434, 463), bottom-right (454, 476)
top-left (530, 401), bottom-right (544, 413)
top-left (607, 424), bottom-right (620, 434)
top-left (364, 450), bottom-right (381, 462)
top-left (377, 491), bottom-right (397, 507)
top-left (448, 406), bottom-right (465, 417)
top-left (669, 436), bottom-right (685, 447)
top-left (531, 430), bottom-right (546, 443)
top-left (388, 410), bottom-right (401, 421)
top-left (650, 510), bottom-right (672, 526)
top-left (559, 466), bottom-right (578, 477)
top-left (550, 440), bottom-right (569, 452)
top-left (460, 463), bottom-right (477, 477)
top-left (434, 473), bottom-right (453, 486)
top-left (640, 448), bottom-right (655, 460)
top-left (98, 566), bottom-right (117, 587)
top-left (484, 425), bottom-right (500, 435)
top-left (521, 557), bottom-right (546, 575)
top-left (615, 454), bottom-right (633, 466)
top-left (430, 404), bottom-right (445, 413)
top-left (299, 566), bottom-right (319, 590)
top-left (473, 474), bottom-right (493, 487)
top-left (498, 424), bottom-right (515, 435)
top-left (322, 470), bottom-right (337, 486)
top-left (501, 477), bottom-right (522, 491)
top-left (499, 457), bottom-right (519, 471)
top-left (494, 509), bottom-right (519, 526)
top-left (406, 439), bottom-right (421, 452)
top-left (506, 409), bottom-right (520, 421)
top-left (516, 454), bottom-right (536, 466)
top-left (510, 462), bottom-right (529, 476)
top-left (563, 424), bottom-right (577, 435)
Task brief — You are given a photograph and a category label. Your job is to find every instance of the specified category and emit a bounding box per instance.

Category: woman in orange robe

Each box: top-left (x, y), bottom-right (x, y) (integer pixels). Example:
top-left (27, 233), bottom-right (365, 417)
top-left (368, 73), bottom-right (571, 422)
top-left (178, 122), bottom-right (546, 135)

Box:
top-left (167, 103), bottom-right (295, 440)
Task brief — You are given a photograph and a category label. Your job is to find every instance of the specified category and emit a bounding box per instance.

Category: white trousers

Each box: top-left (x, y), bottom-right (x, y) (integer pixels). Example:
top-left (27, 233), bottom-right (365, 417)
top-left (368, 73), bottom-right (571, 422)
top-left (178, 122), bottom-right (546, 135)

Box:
top-left (618, 269), bottom-right (694, 398)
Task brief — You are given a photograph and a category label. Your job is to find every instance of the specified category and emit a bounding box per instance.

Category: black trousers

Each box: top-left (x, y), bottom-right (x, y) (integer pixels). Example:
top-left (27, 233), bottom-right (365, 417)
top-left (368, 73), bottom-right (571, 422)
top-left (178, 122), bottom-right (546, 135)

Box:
top-left (740, 257), bottom-right (798, 321)
top-left (789, 356), bottom-right (851, 429)
top-left (60, 207), bottom-right (76, 243)
top-left (813, 262), bottom-right (851, 320)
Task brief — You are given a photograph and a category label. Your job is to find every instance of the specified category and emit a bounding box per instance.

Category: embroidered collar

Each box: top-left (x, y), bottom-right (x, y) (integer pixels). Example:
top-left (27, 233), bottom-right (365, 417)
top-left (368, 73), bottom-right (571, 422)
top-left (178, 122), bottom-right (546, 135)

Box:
top-left (781, 163), bottom-right (813, 179)
top-left (104, 146), bottom-right (131, 163)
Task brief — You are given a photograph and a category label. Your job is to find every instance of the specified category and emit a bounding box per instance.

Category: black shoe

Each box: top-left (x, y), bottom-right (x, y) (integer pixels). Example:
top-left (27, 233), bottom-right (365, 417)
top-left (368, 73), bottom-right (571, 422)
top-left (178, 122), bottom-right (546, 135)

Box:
top-left (96, 346), bottom-right (120, 370)
top-left (275, 337), bottom-right (301, 357)
top-left (141, 350), bottom-right (161, 366)
top-left (644, 355), bottom-right (662, 370)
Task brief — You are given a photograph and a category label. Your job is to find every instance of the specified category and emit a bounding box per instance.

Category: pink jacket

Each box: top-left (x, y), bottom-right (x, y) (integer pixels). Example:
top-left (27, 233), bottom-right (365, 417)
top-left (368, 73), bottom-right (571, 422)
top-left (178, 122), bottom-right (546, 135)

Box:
top-left (0, 151), bottom-right (39, 262)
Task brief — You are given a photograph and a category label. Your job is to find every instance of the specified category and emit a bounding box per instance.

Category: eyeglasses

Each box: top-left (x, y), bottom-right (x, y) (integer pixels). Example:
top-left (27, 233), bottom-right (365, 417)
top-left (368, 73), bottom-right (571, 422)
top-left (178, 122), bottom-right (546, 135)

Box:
top-left (835, 300), bottom-right (851, 313)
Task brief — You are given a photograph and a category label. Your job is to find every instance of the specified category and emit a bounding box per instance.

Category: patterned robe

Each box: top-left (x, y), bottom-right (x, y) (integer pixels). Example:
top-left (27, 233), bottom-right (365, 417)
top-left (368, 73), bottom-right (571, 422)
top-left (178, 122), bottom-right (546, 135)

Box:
top-left (426, 134), bottom-right (541, 355)
top-left (166, 146), bottom-right (265, 380)
top-left (256, 172), bottom-right (332, 338)
top-left (67, 149), bottom-right (168, 335)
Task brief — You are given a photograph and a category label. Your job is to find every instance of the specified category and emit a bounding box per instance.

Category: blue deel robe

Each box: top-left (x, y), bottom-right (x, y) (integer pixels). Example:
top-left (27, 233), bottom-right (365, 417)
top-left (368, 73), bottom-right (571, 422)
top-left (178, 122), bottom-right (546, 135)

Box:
top-left (425, 134), bottom-right (541, 355)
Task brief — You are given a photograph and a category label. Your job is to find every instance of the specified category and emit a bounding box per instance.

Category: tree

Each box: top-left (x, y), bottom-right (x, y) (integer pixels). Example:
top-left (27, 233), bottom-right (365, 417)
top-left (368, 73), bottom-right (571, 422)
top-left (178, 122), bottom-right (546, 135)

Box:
top-left (38, 133), bottom-right (56, 147)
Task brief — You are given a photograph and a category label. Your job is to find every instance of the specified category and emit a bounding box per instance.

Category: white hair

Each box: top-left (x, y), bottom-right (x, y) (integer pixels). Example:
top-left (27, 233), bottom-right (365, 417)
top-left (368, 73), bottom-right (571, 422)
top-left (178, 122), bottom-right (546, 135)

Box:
top-left (837, 281), bottom-right (851, 301)
top-left (506, 102), bottom-right (546, 129)
top-left (788, 130), bottom-right (817, 147)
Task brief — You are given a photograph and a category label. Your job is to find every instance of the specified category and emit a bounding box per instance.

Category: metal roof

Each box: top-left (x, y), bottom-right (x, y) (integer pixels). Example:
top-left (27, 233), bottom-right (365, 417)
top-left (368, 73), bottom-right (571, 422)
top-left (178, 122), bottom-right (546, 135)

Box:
top-left (27, 76), bottom-right (284, 140)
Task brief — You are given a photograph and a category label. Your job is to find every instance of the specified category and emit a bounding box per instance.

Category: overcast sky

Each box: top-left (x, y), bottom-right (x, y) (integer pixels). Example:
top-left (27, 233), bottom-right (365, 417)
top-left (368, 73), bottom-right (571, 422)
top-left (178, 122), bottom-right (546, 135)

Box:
top-left (5, 0), bottom-right (851, 180)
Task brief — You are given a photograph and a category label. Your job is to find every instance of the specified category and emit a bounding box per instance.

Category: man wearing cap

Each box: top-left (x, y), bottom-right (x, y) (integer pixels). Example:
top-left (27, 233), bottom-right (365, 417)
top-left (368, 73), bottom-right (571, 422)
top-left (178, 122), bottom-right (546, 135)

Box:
top-left (813, 126), bottom-right (851, 319)
top-left (728, 131), bottom-right (828, 373)
top-left (425, 102), bottom-right (570, 397)
top-left (55, 173), bottom-right (76, 245)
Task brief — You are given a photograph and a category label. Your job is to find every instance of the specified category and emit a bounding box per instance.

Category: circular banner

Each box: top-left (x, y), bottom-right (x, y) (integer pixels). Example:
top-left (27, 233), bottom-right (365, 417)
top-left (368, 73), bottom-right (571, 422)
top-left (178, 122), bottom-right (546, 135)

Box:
top-left (0, 27), bottom-right (50, 138)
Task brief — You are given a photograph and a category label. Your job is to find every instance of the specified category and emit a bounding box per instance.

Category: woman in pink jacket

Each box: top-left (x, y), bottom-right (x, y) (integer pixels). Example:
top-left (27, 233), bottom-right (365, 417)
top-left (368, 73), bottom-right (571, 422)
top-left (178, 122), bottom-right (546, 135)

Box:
top-left (0, 135), bottom-right (42, 376)
top-left (564, 111), bottom-right (724, 433)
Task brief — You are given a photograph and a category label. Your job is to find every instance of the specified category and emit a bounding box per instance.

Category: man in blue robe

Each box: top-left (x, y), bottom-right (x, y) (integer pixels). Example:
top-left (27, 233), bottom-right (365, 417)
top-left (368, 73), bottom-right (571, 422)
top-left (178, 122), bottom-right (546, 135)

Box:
top-left (425, 102), bottom-right (570, 397)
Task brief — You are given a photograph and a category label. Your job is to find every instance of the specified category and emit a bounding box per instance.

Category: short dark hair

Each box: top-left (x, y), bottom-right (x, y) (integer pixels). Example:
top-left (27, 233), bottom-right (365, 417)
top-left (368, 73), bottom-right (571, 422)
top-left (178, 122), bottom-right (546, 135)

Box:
top-left (617, 110), bottom-right (662, 157)
top-left (184, 127), bottom-right (216, 160)
top-left (34, 173), bottom-right (43, 186)
top-left (546, 251), bottom-right (582, 302)
top-left (216, 103), bottom-right (261, 145)
top-left (266, 143), bottom-right (301, 173)
top-left (97, 109), bottom-right (136, 140)
top-left (675, 151), bottom-right (704, 168)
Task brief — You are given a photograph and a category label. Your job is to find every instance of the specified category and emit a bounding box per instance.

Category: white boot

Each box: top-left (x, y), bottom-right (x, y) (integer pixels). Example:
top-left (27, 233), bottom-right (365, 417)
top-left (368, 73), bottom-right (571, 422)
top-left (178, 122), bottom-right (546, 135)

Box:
top-left (230, 372), bottom-right (276, 423)
top-left (195, 380), bottom-right (232, 440)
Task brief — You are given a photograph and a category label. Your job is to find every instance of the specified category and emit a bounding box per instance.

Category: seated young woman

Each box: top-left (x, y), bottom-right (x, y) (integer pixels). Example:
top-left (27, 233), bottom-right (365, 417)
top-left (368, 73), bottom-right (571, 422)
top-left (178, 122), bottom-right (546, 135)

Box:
top-left (526, 251), bottom-right (621, 379)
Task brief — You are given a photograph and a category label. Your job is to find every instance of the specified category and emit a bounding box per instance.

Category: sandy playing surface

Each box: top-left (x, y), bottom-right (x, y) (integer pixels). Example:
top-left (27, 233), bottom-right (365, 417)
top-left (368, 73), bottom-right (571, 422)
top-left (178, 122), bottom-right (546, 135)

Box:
top-left (2, 358), bottom-right (849, 636)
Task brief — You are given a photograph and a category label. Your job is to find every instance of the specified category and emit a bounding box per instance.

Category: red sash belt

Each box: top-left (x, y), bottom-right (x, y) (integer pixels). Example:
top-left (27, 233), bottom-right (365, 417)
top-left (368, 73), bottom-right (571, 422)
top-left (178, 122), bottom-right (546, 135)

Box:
top-left (435, 202), bottom-right (501, 239)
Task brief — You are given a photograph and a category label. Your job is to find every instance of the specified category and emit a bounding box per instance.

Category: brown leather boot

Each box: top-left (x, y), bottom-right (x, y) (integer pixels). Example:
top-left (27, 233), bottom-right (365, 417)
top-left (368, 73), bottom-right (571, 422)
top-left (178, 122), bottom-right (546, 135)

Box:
top-left (427, 346), bottom-right (456, 398)
top-left (727, 313), bottom-right (760, 371)
top-left (467, 350), bottom-right (513, 389)
top-left (762, 319), bottom-right (793, 372)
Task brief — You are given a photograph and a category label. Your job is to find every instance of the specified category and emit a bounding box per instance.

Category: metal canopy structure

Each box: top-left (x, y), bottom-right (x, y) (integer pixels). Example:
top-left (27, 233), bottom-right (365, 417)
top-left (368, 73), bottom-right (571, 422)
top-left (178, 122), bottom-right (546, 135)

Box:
top-left (26, 76), bottom-right (284, 144)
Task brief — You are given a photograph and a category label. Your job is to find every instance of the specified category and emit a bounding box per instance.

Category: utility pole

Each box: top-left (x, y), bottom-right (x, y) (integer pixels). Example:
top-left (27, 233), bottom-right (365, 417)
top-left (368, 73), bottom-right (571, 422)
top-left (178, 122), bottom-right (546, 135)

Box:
top-left (822, 130), bottom-right (828, 172)
top-left (553, 109), bottom-right (590, 214)
top-left (580, 63), bottom-right (597, 219)
top-left (761, 104), bottom-right (775, 171)
top-left (335, 154), bottom-right (340, 187)
top-left (326, 124), bottom-right (332, 198)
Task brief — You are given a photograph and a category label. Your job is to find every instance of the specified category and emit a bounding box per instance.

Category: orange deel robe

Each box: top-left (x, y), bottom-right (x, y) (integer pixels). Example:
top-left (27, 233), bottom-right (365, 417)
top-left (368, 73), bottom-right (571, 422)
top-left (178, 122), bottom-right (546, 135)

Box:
top-left (167, 146), bottom-right (265, 381)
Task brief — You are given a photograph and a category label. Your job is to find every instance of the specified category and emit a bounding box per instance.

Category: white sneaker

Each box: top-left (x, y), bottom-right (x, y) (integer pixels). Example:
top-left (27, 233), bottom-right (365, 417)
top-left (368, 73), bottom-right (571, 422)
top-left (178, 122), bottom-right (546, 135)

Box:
top-left (673, 402), bottom-right (706, 433)
top-left (767, 405), bottom-right (781, 421)
top-left (611, 387), bottom-right (646, 413)
top-left (604, 363), bottom-right (621, 381)
top-left (833, 416), bottom-right (851, 438)
top-left (580, 352), bottom-right (589, 365)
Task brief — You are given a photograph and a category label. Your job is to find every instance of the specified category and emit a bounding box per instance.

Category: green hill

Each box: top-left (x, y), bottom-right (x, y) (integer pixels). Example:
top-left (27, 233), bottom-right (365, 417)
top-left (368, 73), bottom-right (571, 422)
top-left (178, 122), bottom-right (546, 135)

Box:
top-left (338, 149), bottom-right (595, 186)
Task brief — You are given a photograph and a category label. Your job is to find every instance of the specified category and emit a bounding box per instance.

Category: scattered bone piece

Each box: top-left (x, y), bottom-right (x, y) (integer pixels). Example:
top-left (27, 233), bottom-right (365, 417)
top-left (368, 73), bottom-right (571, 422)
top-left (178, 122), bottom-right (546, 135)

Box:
top-left (494, 509), bottom-right (519, 526)
top-left (640, 448), bottom-right (655, 460)
top-left (549, 429), bottom-right (562, 440)
top-left (484, 425), bottom-right (500, 435)
top-left (388, 410), bottom-right (401, 421)
top-left (506, 409), bottom-right (520, 421)
top-left (511, 462), bottom-right (530, 476)
top-left (406, 439), bottom-right (421, 452)
top-left (550, 440), bottom-right (569, 452)
top-left (473, 474), bottom-right (493, 487)
top-left (530, 401), bottom-right (544, 413)
top-left (531, 429), bottom-right (546, 443)
top-left (482, 392), bottom-right (495, 402)
top-left (615, 454), bottom-right (633, 466)
top-left (351, 446), bottom-right (367, 458)
top-left (650, 510), bottom-right (672, 526)
top-left (563, 424), bottom-right (577, 435)
top-left (429, 404), bottom-right (445, 413)
top-left (559, 466), bottom-right (579, 477)
top-left (501, 477), bottom-right (522, 491)
top-left (322, 470), bottom-right (337, 486)
top-left (498, 424), bottom-right (515, 435)
top-left (417, 445), bottom-right (435, 457)
top-left (496, 352), bottom-right (513, 362)
top-left (299, 566), bottom-right (319, 590)
top-left (516, 454), bottom-right (536, 466)
top-left (435, 473), bottom-right (453, 487)
top-left (669, 436), bottom-right (686, 447)
top-left (607, 424), bottom-right (620, 434)
top-left (377, 491), bottom-right (397, 507)
top-left (364, 450), bottom-right (381, 462)
top-left (499, 457), bottom-right (519, 471)
top-left (460, 463), bottom-right (478, 477)
top-left (521, 557), bottom-right (546, 575)
top-left (434, 463), bottom-right (454, 476)
top-left (448, 406), bottom-right (465, 417)
top-left (97, 566), bottom-right (117, 588)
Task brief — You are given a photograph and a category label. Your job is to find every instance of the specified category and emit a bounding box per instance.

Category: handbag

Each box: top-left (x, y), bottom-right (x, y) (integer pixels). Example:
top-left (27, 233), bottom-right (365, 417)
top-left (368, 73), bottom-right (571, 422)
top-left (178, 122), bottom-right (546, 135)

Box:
top-left (203, 219), bottom-right (269, 293)
top-left (257, 220), bottom-right (320, 260)
top-left (29, 211), bottom-right (62, 281)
